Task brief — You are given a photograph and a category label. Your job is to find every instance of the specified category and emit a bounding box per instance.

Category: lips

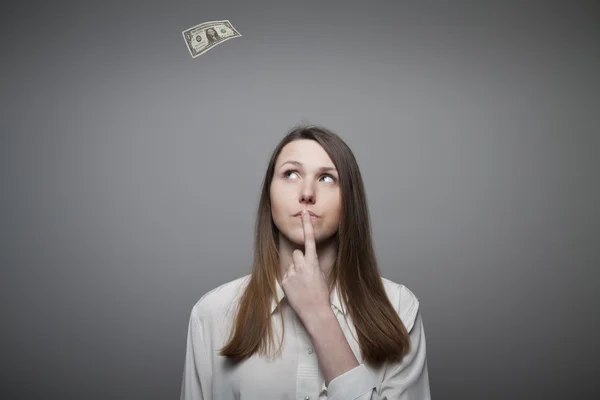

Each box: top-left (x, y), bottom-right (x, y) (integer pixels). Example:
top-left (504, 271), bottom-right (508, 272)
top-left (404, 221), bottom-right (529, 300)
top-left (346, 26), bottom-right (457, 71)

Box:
top-left (293, 211), bottom-right (319, 217)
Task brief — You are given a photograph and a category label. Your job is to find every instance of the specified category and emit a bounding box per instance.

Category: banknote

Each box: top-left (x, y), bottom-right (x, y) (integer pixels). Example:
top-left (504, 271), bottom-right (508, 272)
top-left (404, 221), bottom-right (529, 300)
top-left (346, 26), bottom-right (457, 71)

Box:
top-left (182, 20), bottom-right (242, 58)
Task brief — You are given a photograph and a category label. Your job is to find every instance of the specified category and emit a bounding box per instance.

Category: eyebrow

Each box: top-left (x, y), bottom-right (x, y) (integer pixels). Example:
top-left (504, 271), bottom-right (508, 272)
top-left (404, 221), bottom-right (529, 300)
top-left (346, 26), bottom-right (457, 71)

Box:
top-left (278, 160), bottom-right (338, 173)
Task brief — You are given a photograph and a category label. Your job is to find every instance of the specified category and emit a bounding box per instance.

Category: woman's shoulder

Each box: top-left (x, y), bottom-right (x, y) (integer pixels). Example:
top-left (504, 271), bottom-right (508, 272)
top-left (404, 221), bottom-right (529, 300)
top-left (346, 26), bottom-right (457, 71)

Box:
top-left (380, 277), bottom-right (421, 332)
top-left (190, 274), bottom-right (252, 320)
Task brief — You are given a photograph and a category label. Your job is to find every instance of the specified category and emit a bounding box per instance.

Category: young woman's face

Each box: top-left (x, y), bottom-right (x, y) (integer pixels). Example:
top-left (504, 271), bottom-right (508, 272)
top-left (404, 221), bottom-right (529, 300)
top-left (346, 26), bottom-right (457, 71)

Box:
top-left (270, 139), bottom-right (342, 246)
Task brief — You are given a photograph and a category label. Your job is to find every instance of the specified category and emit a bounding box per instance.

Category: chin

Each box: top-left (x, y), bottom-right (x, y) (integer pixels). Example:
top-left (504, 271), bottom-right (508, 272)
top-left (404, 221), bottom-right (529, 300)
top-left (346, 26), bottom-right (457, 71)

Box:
top-left (281, 227), bottom-right (337, 247)
top-left (285, 229), bottom-right (313, 245)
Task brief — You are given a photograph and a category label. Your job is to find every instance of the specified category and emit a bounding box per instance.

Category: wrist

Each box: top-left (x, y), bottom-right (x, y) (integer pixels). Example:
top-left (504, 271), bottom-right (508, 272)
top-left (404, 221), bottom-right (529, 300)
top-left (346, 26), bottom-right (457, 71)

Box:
top-left (301, 306), bottom-right (336, 335)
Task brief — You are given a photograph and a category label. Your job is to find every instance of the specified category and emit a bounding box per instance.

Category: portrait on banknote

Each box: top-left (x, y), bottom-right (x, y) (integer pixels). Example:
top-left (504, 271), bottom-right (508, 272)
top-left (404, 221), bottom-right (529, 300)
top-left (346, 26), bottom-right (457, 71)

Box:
top-left (206, 28), bottom-right (221, 43)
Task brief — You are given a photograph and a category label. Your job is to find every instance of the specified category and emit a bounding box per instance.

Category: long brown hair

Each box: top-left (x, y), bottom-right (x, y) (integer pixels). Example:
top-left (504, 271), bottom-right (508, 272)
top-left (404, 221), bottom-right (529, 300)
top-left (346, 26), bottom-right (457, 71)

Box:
top-left (219, 124), bottom-right (410, 367)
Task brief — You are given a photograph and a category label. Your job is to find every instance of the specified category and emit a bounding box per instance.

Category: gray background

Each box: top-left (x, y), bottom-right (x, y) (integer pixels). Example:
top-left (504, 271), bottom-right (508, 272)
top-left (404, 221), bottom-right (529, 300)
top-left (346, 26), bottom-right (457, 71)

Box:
top-left (1, 0), bottom-right (599, 399)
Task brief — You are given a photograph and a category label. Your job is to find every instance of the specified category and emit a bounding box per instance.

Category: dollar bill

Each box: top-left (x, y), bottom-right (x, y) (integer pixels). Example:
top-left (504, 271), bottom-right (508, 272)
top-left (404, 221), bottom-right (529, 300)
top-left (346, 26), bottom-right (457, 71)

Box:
top-left (182, 20), bottom-right (242, 58)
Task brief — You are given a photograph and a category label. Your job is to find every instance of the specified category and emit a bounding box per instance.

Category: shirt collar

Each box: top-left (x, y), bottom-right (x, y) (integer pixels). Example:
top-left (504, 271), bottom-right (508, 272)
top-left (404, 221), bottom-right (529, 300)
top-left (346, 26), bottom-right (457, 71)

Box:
top-left (270, 279), bottom-right (347, 315)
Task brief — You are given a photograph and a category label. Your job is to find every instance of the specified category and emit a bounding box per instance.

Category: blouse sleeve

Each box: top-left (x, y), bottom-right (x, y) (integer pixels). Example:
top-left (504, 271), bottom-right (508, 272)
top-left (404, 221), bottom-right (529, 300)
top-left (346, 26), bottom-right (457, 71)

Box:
top-left (180, 307), bottom-right (212, 400)
top-left (328, 286), bottom-right (431, 400)
top-left (373, 310), bottom-right (431, 399)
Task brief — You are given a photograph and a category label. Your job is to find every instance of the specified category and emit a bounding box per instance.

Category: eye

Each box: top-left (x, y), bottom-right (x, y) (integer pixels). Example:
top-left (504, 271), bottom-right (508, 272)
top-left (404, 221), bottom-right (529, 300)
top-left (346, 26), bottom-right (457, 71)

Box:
top-left (283, 170), bottom-right (300, 179)
top-left (283, 170), bottom-right (337, 183)
top-left (321, 174), bottom-right (336, 183)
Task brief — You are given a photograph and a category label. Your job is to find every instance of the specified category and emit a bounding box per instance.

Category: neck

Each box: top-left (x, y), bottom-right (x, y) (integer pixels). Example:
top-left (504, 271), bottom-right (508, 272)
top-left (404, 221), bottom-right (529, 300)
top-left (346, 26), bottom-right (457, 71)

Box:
top-left (277, 233), bottom-right (338, 289)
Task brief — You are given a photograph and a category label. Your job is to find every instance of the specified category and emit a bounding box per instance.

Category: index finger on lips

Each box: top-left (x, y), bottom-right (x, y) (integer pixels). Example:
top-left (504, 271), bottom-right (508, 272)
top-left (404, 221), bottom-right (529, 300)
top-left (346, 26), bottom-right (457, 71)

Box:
top-left (301, 210), bottom-right (317, 261)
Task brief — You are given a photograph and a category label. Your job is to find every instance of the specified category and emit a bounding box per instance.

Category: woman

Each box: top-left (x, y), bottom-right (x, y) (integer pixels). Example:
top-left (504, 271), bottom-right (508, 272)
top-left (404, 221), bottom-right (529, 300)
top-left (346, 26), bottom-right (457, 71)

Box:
top-left (180, 125), bottom-right (431, 399)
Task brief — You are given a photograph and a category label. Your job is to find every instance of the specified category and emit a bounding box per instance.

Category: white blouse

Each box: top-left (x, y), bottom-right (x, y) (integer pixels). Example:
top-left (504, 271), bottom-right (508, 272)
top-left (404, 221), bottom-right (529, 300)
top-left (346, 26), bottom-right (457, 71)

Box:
top-left (180, 274), bottom-right (431, 399)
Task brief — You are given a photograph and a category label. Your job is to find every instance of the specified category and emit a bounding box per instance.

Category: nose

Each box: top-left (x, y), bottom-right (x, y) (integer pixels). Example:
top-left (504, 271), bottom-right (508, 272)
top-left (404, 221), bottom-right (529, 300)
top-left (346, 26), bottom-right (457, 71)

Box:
top-left (300, 188), bottom-right (316, 205)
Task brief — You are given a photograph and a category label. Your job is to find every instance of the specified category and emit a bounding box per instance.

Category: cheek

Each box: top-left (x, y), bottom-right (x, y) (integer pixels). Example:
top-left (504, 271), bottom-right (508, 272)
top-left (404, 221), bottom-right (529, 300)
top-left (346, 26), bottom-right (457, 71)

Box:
top-left (270, 188), bottom-right (290, 221)
top-left (271, 186), bottom-right (295, 208)
top-left (325, 194), bottom-right (342, 216)
top-left (326, 203), bottom-right (342, 230)
top-left (270, 199), bottom-right (282, 222)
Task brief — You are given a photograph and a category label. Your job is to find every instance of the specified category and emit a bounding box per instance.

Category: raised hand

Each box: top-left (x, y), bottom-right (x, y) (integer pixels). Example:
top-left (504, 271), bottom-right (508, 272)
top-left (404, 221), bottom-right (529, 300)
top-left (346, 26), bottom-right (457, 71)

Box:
top-left (281, 210), bottom-right (332, 324)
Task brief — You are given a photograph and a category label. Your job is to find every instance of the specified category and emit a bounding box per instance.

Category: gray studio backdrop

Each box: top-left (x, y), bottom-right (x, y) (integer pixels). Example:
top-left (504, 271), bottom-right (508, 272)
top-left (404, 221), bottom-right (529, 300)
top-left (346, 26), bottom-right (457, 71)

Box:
top-left (1, 1), bottom-right (599, 399)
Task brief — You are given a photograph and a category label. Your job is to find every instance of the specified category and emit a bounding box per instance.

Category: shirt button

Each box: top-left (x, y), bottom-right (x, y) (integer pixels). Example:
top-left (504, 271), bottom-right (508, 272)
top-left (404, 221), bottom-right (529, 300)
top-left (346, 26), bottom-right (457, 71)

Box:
top-left (308, 348), bottom-right (314, 354)
top-left (305, 397), bottom-right (310, 400)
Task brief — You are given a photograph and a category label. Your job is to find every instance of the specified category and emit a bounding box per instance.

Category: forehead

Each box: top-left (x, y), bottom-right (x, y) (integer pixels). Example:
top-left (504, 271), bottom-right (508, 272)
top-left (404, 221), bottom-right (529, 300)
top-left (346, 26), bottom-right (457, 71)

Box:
top-left (276, 139), bottom-right (334, 167)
